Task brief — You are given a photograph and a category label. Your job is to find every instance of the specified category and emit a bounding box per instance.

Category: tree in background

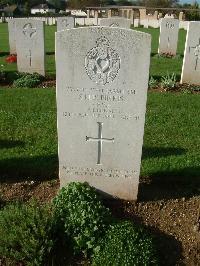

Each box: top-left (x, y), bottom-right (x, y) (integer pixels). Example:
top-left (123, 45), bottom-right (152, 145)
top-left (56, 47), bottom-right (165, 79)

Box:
top-left (0, 0), bottom-right (45, 6)
top-left (117, 0), bottom-right (133, 6)
top-left (48, 0), bottom-right (66, 10)
top-left (67, 0), bottom-right (100, 8)
top-left (140, 0), bottom-right (178, 7)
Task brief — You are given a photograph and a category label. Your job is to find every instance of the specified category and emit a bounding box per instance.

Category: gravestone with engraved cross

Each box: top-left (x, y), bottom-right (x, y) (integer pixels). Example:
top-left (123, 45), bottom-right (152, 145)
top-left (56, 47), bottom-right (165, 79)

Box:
top-left (181, 22), bottom-right (200, 85)
top-left (56, 27), bottom-right (151, 200)
top-left (8, 18), bottom-right (16, 54)
top-left (158, 18), bottom-right (179, 56)
top-left (57, 17), bottom-right (75, 32)
top-left (99, 17), bottom-right (131, 29)
top-left (15, 19), bottom-right (45, 75)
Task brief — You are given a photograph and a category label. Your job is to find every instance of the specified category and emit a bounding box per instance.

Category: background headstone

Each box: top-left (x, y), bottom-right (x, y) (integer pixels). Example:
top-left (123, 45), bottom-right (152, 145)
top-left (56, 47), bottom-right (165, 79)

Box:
top-left (99, 17), bottom-right (131, 29)
top-left (134, 18), bottom-right (139, 28)
top-left (16, 19), bottom-right (45, 76)
top-left (56, 27), bottom-right (151, 200)
top-left (8, 18), bottom-right (16, 54)
top-left (57, 17), bottom-right (75, 32)
top-left (158, 18), bottom-right (179, 56)
top-left (181, 22), bottom-right (200, 85)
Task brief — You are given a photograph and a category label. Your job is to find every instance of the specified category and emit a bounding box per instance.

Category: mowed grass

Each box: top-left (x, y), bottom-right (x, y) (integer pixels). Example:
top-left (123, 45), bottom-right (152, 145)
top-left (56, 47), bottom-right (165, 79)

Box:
top-left (0, 88), bottom-right (57, 180)
top-left (0, 23), bottom-right (199, 197)
top-left (136, 27), bottom-right (187, 79)
top-left (0, 88), bottom-right (199, 193)
top-left (0, 23), bottom-right (187, 78)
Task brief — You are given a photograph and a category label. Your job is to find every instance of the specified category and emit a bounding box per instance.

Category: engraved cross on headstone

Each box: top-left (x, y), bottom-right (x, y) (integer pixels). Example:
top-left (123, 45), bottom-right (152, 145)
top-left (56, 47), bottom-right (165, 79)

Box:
top-left (26, 49), bottom-right (32, 67)
top-left (23, 23), bottom-right (37, 38)
top-left (189, 38), bottom-right (200, 71)
top-left (86, 122), bottom-right (114, 165)
top-left (167, 36), bottom-right (170, 49)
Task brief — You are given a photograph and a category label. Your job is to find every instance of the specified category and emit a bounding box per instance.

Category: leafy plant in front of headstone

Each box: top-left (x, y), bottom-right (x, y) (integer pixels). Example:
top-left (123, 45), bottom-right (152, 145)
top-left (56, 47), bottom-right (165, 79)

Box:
top-left (53, 182), bottom-right (112, 256)
top-left (161, 73), bottom-right (177, 91)
top-left (149, 76), bottom-right (158, 89)
top-left (190, 85), bottom-right (200, 93)
top-left (92, 220), bottom-right (159, 266)
top-left (0, 201), bottom-right (55, 265)
top-left (13, 73), bottom-right (44, 88)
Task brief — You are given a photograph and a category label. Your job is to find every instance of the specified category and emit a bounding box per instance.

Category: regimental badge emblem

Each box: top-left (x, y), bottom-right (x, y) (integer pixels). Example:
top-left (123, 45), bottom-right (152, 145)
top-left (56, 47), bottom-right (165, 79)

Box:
top-left (85, 36), bottom-right (121, 85)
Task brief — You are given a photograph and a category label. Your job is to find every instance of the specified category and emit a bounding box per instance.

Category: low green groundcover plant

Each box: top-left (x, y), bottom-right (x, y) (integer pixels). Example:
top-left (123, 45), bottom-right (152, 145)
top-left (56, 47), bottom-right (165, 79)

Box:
top-left (13, 73), bottom-right (44, 88)
top-left (53, 182), bottom-right (112, 255)
top-left (0, 182), bottom-right (159, 265)
top-left (148, 76), bottom-right (158, 89)
top-left (92, 221), bottom-right (159, 266)
top-left (160, 73), bottom-right (177, 91)
top-left (0, 201), bottom-right (54, 265)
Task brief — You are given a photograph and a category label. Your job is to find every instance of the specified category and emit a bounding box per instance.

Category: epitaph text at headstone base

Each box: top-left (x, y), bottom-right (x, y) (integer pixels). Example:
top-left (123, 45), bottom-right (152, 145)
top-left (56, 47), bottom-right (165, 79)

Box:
top-left (158, 18), bottom-right (179, 56)
top-left (8, 18), bottom-right (16, 54)
top-left (57, 17), bottom-right (75, 32)
top-left (99, 17), bottom-right (131, 29)
top-left (16, 19), bottom-right (45, 76)
top-left (56, 27), bottom-right (151, 200)
top-left (181, 22), bottom-right (200, 85)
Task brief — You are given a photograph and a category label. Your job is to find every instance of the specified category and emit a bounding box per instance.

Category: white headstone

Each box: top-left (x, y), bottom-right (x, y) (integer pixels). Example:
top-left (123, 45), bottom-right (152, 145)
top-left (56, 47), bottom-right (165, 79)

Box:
top-left (134, 18), bottom-right (139, 28)
top-left (56, 27), bottom-right (151, 200)
top-left (158, 18), bottom-right (179, 56)
top-left (16, 19), bottom-right (45, 76)
top-left (57, 17), bottom-right (75, 31)
top-left (8, 19), bottom-right (16, 54)
top-left (99, 17), bottom-right (131, 29)
top-left (181, 22), bottom-right (200, 85)
top-left (148, 19), bottom-right (160, 28)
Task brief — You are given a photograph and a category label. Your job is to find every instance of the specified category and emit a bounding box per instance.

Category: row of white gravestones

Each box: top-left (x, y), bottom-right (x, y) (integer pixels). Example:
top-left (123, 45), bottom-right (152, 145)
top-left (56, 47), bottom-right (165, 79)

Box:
top-left (56, 27), bottom-right (151, 200)
top-left (7, 17), bottom-right (200, 86)
top-left (99, 17), bottom-right (131, 29)
top-left (158, 18), bottom-right (179, 56)
top-left (16, 19), bottom-right (45, 76)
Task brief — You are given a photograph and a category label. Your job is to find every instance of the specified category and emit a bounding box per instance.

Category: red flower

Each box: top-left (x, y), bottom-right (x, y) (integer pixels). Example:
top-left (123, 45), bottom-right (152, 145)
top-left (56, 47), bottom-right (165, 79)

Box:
top-left (6, 54), bottom-right (17, 63)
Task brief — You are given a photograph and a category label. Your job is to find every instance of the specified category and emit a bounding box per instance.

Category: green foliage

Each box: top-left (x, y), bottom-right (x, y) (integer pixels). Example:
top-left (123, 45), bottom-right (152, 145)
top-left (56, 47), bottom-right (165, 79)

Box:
top-left (140, 0), bottom-right (178, 7)
top-left (0, 201), bottom-right (54, 265)
top-left (161, 73), bottom-right (177, 90)
top-left (92, 221), bottom-right (159, 266)
top-left (53, 182), bottom-right (112, 255)
top-left (13, 73), bottom-right (44, 88)
top-left (67, 0), bottom-right (100, 8)
top-left (149, 76), bottom-right (158, 89)
top-left (190, 85), bottom-right (200, 92)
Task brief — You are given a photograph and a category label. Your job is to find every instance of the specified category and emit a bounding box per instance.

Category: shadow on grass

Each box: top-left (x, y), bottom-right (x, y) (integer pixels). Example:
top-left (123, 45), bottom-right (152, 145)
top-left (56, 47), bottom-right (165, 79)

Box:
top-left (0, 155), bottom-right (58, 183)
top-left (0, 52), bottom-right (9, 57)
top-left (46, 51), bottom-right (55, 55)
top-left (140, 146), bottom-right (200, 200)
top-left (142, 146), bottom-right (186, 158)
top-left (0, 139), bottom-right (25, 149)
top-left (138, 167), bottom-right (200, 201)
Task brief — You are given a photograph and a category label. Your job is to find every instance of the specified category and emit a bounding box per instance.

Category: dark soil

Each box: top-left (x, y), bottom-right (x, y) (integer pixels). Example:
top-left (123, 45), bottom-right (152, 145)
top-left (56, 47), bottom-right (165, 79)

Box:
top-left (0, 178), bottom-right (199, 266)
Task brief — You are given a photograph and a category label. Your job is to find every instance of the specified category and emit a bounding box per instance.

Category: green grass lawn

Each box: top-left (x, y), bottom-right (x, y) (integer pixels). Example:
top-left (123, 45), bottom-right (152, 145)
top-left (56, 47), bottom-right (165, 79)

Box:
top-left (0, 23), bottom-right (187, 78)
top-left (0, 23), bottom-right (199, 197)
top-left (0, 88), bottom-right (199, 194)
